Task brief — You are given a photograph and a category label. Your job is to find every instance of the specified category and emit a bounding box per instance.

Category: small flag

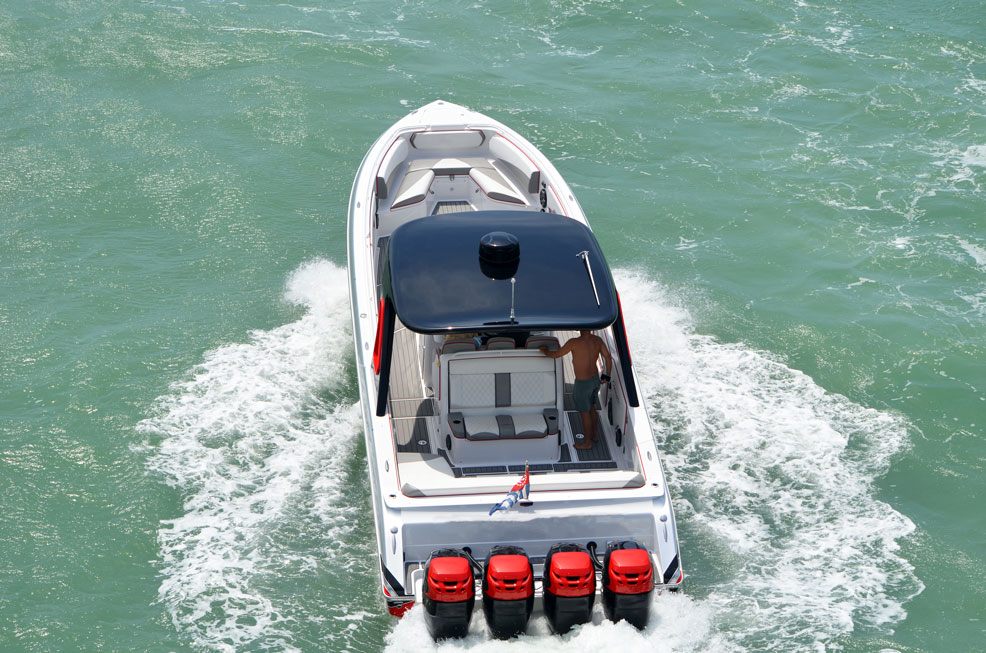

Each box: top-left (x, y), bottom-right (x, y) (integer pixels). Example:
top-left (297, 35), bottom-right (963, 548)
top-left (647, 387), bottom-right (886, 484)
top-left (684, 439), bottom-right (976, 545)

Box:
top-left (488, 463), bottom-right (530, 516)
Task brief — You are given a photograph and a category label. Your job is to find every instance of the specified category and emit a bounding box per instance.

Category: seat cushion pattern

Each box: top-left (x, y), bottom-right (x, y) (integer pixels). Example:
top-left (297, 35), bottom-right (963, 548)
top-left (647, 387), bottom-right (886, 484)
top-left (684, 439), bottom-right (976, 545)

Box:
top-left (451, 373), bottom-right (495, 409)
top-left (511, 371), bottom-right (556, 407)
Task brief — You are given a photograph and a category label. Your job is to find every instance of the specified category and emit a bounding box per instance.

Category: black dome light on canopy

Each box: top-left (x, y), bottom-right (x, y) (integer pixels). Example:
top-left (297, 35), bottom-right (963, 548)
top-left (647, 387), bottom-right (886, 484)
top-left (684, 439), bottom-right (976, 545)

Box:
top-left (478, 231), bottom-right (520, 281)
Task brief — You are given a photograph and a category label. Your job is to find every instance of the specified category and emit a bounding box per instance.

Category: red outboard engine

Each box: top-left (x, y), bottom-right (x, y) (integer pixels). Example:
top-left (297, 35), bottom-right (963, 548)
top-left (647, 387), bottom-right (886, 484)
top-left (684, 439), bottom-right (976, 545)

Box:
top-left (602, 541), bottom-right (654, 629)
top-left (423, 549), bottom-right (475, 640)
top-left (482, 545), bottom-right (534, 639)
top-left (542, 542), bottom-right (595, 634)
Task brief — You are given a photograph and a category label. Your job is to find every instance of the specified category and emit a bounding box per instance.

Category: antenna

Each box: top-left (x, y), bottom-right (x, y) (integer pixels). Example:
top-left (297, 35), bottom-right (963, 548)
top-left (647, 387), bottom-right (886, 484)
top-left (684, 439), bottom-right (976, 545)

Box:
top-left (577, 251), bottom-right (600, 306)
top-left (509, 277), bottom-right (516, 323)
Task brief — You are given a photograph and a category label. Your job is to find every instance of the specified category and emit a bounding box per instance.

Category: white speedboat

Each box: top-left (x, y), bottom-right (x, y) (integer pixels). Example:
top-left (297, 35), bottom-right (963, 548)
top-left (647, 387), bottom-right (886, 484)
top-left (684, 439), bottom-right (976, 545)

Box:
top-left (347, 100), bottom-right (682, 639)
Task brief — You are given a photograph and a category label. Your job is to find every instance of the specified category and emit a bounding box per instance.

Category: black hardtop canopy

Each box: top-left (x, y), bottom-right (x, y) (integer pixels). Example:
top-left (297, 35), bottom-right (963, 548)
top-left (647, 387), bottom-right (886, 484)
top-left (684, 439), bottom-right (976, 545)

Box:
top-left (383, 211), bottom-right (619, 334)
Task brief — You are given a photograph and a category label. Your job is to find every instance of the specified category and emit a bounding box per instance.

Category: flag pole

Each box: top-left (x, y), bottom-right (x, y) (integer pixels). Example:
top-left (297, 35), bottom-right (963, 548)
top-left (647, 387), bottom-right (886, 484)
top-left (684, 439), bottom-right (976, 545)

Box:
top-left (519, 460), bottom-right (532, 506)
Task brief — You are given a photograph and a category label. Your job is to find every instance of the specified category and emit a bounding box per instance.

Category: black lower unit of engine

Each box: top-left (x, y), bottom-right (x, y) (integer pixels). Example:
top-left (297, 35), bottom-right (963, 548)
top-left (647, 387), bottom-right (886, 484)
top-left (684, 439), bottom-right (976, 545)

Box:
top-left (423, 595), bottom-right (475, 640)
top-left (544, 592), bottom-right (594, 634)
top-left (602, 589), bottom-right (651, 630)
top-left (482, 596), bottom-right (534, 639)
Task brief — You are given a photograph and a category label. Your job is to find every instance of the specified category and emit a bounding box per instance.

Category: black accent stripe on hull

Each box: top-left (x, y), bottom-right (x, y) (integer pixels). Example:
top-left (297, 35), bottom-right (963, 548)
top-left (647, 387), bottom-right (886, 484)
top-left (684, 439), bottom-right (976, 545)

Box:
top-left (613, 293), bottom-right (640, 407)
top-left (662, 553), bottom-right (680, 584)
top-left (375, 296), bottom-right (396, 417)
top-left (382, 561), bottom-right (406, 597)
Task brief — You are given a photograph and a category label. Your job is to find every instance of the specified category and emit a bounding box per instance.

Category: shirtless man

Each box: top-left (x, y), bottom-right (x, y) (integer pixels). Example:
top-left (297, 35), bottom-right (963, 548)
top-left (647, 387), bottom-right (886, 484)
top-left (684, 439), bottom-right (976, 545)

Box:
top-left (540, 331), bottom-right (612, 450)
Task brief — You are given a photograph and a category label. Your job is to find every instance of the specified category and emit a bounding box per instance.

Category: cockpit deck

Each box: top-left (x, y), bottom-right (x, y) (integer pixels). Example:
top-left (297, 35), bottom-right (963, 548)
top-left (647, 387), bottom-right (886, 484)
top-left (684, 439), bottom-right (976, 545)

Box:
top-left (387, 320), bottom-right (643, 496)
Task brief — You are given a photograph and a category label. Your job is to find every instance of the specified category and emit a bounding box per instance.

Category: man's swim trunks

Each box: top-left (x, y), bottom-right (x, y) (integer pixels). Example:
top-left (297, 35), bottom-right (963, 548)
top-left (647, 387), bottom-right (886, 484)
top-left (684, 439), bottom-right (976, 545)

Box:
top-left (572, 377), bottom-right (600, 412)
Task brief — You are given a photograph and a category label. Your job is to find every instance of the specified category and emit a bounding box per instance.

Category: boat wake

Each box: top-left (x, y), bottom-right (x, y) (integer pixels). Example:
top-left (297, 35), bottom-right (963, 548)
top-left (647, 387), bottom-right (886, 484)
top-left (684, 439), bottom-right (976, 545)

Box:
top-left (139, 259), bottom-right (363, 652)
top-left (385, 268), bottom-right (922, 652)
top-left (140, 260), bottom-right (920, 651)
top-left (619, 269), bottom-right (921, 649)
top-left (385, 592), bottom-right (723, 653)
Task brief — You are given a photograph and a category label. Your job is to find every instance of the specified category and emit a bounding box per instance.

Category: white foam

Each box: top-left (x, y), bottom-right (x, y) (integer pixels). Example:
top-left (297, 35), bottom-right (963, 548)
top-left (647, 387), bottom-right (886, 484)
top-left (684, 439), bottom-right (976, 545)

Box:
top-left (848, 277), bottom-right (877, 289)
top-left (956, 237), bottom-right (986, 268)
top-left (140, 259), bottom-right (360, 652)
top-left (926, 143), bottom-right (986, 190)
top-left (615, 269), bottom-right (922, 648)
top-left (385, 592), bottom-right (729, 653)
top-left (141, 261), bottom-right (923, 650)
top-left (961, 144), bottom-right (986, 167)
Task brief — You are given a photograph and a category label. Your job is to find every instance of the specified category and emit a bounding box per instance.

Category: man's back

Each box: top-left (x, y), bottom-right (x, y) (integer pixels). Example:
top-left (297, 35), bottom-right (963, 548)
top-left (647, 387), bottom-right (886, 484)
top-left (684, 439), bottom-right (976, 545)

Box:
top-left (566, 333), bottom-right (608, 380)
top-left (539, 331), bottom-right (612, 380)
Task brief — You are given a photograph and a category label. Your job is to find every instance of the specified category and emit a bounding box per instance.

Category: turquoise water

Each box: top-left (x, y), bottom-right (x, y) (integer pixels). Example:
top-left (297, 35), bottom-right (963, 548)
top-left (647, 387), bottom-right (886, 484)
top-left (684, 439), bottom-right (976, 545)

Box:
top-left (2, 1), bottom-right (983, 651)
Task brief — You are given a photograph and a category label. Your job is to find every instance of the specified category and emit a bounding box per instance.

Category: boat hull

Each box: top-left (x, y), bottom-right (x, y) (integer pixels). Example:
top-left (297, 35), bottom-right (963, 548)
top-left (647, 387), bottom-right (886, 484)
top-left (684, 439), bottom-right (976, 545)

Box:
top-left (346, 101), bottom-right (682, 625)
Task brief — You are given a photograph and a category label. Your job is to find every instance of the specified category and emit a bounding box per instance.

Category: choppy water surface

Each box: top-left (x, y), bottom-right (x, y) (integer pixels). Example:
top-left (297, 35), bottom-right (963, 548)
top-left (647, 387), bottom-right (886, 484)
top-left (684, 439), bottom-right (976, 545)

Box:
top-left (2, 1), bottom-right (983, 651)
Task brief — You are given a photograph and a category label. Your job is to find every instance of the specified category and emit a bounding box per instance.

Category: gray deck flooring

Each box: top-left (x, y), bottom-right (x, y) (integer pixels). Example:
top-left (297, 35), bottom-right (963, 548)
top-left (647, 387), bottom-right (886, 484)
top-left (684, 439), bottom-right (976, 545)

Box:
top-left (390, 321), bottom-right (425, 401)
top-left (390, 320), bottom-right (436, 454)
top-left (565, 411), bottom-right (613, 462)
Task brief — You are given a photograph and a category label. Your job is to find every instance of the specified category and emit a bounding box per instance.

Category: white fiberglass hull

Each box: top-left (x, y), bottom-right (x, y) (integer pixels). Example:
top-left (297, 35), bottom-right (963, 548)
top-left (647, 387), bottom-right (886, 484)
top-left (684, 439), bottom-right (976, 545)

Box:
top-left (346, 101), bottom-right (682, 624)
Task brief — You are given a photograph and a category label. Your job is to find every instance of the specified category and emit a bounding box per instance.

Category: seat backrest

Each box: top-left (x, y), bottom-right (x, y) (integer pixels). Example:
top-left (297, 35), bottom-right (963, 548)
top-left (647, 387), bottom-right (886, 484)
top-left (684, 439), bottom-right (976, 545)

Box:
top-left (446, 354), bottom-right (559, 414)
top-left (489, 135), bottom-right (540, 193)
top-left (525, 336), bottom-right (559, 351)
top-left (376, 139), bottom-right (409, 199)
top-left (485, 337), bottom-right (515, 351)
top-left (509, 371), bottom-right (556, 408)
top-left (448, 372), bottom-right (495, 411)
top-left (411, 129), bottom-right (485, 150)
top-left (442, 340), bottom-right (478, 355)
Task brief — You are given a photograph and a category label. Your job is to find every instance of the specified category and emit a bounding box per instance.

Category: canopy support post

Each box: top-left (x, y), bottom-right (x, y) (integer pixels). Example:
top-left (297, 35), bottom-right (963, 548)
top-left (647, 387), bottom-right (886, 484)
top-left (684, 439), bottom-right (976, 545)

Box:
top-left (613, 293), bottom-right (639, 408)
top-left (375, 297), bottom-right (397, 417)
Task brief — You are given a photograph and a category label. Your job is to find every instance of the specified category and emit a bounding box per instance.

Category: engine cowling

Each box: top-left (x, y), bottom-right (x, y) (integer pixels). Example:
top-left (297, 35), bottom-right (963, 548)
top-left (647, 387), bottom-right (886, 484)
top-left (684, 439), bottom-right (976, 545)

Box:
top-left (542, 542), bottom-right (595, 634)
top-left (482, 545), bottom-right (534, 639)
top-left (423, 549), bottom-right (475, 640)
top-left (602, 541), bottom-right (654, 629)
